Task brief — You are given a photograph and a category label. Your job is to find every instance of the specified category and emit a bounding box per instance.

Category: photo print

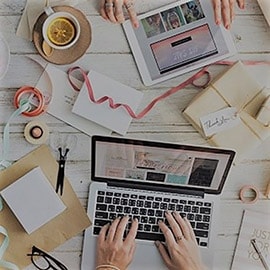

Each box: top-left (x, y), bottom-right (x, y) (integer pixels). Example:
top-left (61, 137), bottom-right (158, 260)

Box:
top-left (181, 0), bottom-right (205, 24)
top-left (188, 158), bottom-right (219, 187)
top-left (161, 6), bottom-right (186, 31)
top-left (125, 169), bottom-right (145, 180)
top-left (141, 13), bottom-right (165, 38)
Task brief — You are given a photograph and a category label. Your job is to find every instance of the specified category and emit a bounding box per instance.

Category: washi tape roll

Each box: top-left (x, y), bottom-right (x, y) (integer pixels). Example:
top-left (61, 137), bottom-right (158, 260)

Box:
top-left (239, 185), bottom-right (259, 204)
top-left (24, 120), bottom-right (49, 145)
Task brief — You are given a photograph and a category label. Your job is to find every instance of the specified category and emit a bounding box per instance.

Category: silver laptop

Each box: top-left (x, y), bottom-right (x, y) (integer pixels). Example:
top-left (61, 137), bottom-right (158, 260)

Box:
top-left (122, 0), bottom-right (236, 86)
top-left (81, 136), bottom-right (235, 269)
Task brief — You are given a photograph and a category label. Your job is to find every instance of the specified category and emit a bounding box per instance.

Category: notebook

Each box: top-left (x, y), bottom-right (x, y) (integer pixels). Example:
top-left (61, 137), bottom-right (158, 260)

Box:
top-left (81, 136), bottom-right (235, 269)
top-left (122, 0), bottom-right (236, 86)
top-left (231, 210), bottom-right (270, 270)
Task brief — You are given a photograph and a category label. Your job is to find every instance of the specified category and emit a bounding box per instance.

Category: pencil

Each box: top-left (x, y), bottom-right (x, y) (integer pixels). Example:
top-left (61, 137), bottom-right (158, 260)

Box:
top-left (251, 239), bottom-right (270, 270)
top-left (265, 179), bottom-right (270, 199)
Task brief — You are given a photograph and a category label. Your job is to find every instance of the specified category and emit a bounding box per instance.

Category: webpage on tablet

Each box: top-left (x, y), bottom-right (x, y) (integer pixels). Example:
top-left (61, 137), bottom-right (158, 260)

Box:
top-left (123, 0), bottom-right (236, 85)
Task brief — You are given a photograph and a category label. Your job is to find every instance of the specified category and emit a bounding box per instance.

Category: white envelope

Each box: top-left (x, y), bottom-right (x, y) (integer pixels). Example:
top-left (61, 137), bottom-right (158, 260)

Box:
top-left (72, 70), bottom-right (144, 135)
top-left (35, 64), bottom-right (111, 136)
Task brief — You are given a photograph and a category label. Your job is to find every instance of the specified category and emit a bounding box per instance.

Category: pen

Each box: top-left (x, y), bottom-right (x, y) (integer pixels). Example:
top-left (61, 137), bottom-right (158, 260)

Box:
top-left (265, 179), bottom-right (270, 199)
top-left (251, 239), bottom-right (270, 270)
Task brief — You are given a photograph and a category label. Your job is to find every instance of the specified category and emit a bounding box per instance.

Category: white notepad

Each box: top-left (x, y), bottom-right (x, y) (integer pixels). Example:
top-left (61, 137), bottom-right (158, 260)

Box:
top-left (72, 70), bottom-right (143, 135)
top-left (0, 167), bottom-right (66, 234)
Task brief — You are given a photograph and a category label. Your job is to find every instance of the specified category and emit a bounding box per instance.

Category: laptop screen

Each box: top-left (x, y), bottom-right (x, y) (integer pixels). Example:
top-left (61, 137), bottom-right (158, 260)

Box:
top-left (92, 136), bottom-right (235, 194)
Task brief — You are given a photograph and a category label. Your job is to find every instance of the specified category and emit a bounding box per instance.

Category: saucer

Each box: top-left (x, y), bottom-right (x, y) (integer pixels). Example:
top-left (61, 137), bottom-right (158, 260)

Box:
top-left (32, 6), bottom-right (92, 65)
top-left (0, 33), bottom-right (10, 80)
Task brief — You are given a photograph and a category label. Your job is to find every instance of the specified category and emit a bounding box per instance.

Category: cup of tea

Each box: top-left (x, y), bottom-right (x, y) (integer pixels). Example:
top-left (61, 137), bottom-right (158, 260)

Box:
top-left (42, 6), bottom-right (81, 50)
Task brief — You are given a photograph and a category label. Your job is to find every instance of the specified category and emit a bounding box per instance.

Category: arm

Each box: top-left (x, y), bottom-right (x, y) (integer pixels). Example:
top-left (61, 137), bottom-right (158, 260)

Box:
top-left (156, 211), bottom-right (207, 270)
top-left (96, 216), bottom-right (138, 270)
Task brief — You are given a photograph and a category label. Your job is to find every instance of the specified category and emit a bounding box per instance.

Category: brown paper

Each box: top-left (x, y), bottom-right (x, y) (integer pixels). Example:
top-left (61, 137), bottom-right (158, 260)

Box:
top-left (183, 61), bottom-right (270, 161)
top-left (0, 145), bottom-right (91, 268)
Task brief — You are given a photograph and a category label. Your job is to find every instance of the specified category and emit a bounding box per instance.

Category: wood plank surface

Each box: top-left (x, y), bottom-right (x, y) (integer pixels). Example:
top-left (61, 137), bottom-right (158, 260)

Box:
top-left (0, 1), bottom-right (270, 269)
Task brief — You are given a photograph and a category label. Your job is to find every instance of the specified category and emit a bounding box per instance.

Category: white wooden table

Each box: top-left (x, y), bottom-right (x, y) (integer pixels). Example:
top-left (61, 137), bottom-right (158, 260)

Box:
top-left (0, 0), bottom-right (270, 269)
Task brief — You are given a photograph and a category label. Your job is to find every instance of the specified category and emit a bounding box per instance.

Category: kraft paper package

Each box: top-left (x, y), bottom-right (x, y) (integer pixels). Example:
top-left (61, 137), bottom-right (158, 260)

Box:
top-left (183, 61), bottom-right (270, 162)
top-left (0, 145), bottom-right (91, 268)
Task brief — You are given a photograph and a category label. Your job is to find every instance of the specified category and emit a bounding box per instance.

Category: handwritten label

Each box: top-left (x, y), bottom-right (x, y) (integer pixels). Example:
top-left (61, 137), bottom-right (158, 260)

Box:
top-left (200, 107), bottom-right (241, 137)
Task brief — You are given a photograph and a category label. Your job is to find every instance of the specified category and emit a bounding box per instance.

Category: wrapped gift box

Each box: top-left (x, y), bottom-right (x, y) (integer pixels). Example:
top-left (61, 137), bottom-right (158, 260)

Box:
top-left (183, 61), bottom-right (270, 161)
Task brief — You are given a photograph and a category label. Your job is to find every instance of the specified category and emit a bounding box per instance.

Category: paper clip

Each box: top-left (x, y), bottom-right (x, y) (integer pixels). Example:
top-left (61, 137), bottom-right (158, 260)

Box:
top-left (53, 134), bottom-right (77, 196)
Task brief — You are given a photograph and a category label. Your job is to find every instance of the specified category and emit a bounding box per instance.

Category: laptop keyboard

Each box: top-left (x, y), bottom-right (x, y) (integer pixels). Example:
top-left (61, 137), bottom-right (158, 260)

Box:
top-left (93, 189), bottom-right (212, 247)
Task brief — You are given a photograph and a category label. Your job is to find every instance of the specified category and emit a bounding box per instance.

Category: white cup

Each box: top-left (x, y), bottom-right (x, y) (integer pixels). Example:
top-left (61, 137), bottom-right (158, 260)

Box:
top-left (42, 6), bottom-right (81, 50)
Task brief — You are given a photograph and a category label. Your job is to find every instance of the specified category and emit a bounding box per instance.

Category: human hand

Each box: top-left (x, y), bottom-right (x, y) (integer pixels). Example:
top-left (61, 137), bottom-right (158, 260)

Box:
top-left (100, 0), bottom-right (139, 28)
top-left (96, 216), bottom-right (138, 270)
top-left (212, 0), bottom-right (245, 29)
top-left (155, 211), bottom-right (206, 270)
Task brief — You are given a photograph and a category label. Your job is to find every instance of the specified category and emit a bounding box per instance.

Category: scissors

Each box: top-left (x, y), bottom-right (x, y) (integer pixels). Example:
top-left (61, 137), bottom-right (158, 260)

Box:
top-left (52, 133), bottom-right (77, 196)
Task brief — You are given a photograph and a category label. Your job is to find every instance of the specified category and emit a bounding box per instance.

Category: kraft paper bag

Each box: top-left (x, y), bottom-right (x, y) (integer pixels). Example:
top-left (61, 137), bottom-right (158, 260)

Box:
top-left (0, 144), bottom-right (91, 269)
top-left (183, 61), bottom-right (270, 162)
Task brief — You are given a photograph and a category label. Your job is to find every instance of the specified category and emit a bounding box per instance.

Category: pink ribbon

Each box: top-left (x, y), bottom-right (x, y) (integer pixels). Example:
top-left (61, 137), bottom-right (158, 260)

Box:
top-left (68, 60), bottom-right (270, 120)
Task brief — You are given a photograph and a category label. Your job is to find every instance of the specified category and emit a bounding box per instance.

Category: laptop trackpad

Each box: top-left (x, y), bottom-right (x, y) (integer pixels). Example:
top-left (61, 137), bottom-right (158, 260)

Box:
top-left (130, 242), bottom-right (167, 270)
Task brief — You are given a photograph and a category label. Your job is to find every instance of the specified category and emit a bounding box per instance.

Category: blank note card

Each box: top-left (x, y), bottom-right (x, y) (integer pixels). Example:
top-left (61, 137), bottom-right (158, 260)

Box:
top-left (0, 167), bottom-right (66, 234)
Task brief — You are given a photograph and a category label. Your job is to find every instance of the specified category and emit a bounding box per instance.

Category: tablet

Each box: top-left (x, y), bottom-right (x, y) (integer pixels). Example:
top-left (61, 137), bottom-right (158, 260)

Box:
top-left (123, 0), bottom-right (236, 86)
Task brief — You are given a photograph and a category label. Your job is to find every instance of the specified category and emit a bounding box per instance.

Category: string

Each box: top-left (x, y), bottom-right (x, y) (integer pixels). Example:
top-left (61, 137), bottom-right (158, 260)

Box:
top-left (68, 60), bottom-right (270, 119)
top-left (0, 198), bottom-right (19, 270)
top-left (0, 86), bottom-right (47, 170)
top-left (68, 66), bottom-right (210, 119)
top-left (0, 100), bottom-right (31, 170)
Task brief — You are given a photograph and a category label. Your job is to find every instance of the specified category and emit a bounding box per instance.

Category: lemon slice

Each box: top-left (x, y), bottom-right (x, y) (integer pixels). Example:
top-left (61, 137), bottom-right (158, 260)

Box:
top-left (47, 17), bottom-right (76, 46)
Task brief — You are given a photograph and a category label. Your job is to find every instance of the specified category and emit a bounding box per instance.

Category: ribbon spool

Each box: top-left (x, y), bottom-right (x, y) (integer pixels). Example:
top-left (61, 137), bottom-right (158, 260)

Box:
top-left (24, 120), bottom-right (49, 145)
top-left (13, 86), bottom-right (46, 117)
top-left (239, 185), bottom-right (259, 204)
top-left (1, 82), bottom-right (52, 169)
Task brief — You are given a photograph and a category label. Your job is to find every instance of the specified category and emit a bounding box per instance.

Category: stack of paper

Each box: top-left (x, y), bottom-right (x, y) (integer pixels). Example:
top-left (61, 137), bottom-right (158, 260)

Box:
top-left (0, 167), bottom-right (66, 234)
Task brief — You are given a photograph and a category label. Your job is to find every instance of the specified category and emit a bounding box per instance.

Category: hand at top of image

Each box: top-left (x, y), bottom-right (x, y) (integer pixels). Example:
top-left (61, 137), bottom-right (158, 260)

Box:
top-left (99, 0), bottom-right (245, 29)
top-left (212, 0), bottom-right (245, 29)
top-left (100, 0), bottom-right (139, 28)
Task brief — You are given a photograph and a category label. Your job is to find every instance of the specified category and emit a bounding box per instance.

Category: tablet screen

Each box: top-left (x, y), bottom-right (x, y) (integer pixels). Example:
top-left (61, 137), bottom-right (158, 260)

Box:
top-left (150, 24), bottom-right (218, 74)
top-left (123, 0), bottom-right (236, 85)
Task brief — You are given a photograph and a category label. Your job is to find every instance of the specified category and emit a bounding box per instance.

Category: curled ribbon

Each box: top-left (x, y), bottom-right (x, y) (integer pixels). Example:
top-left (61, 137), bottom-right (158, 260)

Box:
top-left (0, 198), bottom-right (19, 270)
top-left (67, 60), bottom-right (270, 119)
top-left (0, 86), bottom-right (46, 170)
top-left (0, 99), bottom-right (30, 169)
top-left (68, 66), bottom-right (211, 119)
